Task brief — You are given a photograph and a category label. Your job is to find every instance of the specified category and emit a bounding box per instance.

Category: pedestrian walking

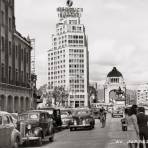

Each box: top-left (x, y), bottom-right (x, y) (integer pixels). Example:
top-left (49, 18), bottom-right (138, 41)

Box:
top-left (137, 107), bottom-right (148, 148)
top-left (125, 106), bottom-right (139, 148)
top-left (121, 108), bottom-right (128, 131)
top-left (99, 107), bottom-right (107, 128)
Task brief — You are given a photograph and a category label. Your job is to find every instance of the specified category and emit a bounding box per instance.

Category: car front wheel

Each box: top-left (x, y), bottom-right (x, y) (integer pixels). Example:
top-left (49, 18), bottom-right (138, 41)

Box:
top-left (37, 137), bottom-right (42, 146)
top-left (49, 136), bottom-right (54, 142)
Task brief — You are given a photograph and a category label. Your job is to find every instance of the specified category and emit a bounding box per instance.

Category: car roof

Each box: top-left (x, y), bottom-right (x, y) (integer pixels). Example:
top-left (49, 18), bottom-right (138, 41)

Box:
top-left (0, 111), bottom-right (11, 115)
top-left (38, 107), bottom-right (59, 110)
top-left (19, 110), bottom-right (50, 115)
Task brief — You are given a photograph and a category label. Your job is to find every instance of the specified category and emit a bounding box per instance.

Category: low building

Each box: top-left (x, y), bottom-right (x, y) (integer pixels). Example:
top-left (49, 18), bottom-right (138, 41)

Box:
top-left (0, 0), bottom-right (32, 113)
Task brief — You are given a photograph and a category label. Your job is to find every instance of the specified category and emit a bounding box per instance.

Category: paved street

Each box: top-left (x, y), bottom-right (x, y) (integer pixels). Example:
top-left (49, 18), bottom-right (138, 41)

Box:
top-left (22, 114), bottom-right (128, 148)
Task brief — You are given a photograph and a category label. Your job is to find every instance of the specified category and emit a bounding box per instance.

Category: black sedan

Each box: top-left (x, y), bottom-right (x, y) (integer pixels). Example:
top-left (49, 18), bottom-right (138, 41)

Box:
top-left (70, 109), bottom-right (95, 131)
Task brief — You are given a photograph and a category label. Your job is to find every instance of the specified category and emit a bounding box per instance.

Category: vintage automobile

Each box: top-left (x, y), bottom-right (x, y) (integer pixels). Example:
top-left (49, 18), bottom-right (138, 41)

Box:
top-left (39, 107), bottom-right (62, 129)
top-left (60, 109), bottom-right (73, 128)
top-left (0, 111), bottom-right (22, 148)
top-left (112, 109), bottom-right (124, 118)
top-left (17, 110), bottom-right (54, 146)
top-left (70, 109), bottom-right (95, 131)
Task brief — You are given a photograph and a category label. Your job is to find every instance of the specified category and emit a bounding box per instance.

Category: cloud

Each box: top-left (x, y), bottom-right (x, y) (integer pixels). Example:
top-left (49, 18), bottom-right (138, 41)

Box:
top-left (15, 0), bottom-right (148, 88)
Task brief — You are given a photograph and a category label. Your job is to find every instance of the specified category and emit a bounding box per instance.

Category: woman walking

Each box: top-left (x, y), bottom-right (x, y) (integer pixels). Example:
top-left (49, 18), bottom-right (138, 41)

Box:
top-left (125, 106), bottom-right (139, 148)
top-left (100, 107), bottom-right (107, 128)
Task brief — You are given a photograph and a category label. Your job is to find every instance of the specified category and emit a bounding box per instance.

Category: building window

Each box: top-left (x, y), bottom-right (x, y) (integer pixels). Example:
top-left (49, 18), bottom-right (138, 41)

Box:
top-left (1, 64), bottom-right (5, 82)
top-left (8, 17), bottom-right (12, 31)
top-left (15, 69), bottom-right (18, 83)
top-left (75, 101), bottom-right (79, 108)
top-left (8, 66), bottom-right (12, 83)
top-left (9, 41), bottom-right (12, 55)
top-left (1, 37), bottom-right (5, 51)
top-left (21, 49), bottom-right (24, 61)
top-left (15, 45), bottom-right (18, 58)
top-left (80, 101), bottom-right (84, 107)
top-left (1, 11), bottom-right (4, 26)
top-left (72, 26), bottom-right (76, 31)
top-left (21, 71), bottom-right (24, 82)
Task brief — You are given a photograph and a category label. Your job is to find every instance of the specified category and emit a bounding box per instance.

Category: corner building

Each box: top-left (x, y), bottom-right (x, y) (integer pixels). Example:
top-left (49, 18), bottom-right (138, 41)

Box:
top-left (0, 0), bottom-right (32, 113)
top-left (48, 1), bottom-right (89, 108)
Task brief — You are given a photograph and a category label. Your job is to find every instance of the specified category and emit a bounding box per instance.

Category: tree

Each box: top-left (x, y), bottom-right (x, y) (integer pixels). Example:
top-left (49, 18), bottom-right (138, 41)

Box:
top-left (52, 86), bottom-right (69, 107)
top-left (88, 86), bottom-right (97, 103)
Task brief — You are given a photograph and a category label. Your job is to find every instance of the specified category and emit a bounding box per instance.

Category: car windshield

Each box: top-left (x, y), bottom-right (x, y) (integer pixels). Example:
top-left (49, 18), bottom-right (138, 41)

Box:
top-left (0, 116), bottom-right (2, 125)
top-left (46, 110), bottom-right (53, 115)
top-left (40, 108), bottom-right (54, 115)
top-left (61, 112), bottom-right (69, 117)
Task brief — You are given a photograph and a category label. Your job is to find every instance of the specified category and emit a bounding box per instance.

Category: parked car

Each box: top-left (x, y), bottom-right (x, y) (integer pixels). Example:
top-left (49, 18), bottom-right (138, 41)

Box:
top-left (39, 107), bottom-right (62, 129)
top-left (0, 111), bottom-right (22, 148)
top-left (112, 109), bottom-right (123, 118)
top-left (70, 109), bottom-right (95, 131)
top-left (60, 109), bottom-right (73, 128)
top-left (17, 110), bottom-right (54, 146)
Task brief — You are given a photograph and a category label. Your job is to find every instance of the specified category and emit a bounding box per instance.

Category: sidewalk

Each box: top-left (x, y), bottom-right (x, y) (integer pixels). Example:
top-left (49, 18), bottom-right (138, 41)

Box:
top-left (105, 116), bottom-right (128, 148)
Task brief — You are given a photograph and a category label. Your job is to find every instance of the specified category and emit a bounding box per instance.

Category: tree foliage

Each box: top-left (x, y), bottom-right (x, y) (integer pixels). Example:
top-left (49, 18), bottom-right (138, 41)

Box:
top-left (52, 86), bottom-right (69, 106)
top-left (88, 86), bottom-right (97, 103)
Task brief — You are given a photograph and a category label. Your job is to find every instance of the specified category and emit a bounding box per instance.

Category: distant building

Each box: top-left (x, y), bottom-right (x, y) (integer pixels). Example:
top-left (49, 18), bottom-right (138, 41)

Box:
top-left (126, 89), bottom-right (137, 105)
top-left (89, 82), bottom-right (98, 90)
top-left (0, 0), bottom-right (32, 113)
top-left (104, 67), bottom-right (126, 104)
top-left (136, 84), bottom-right (148, 105)
top-left (48, 0), bottom-right (89, 108)
top-left (97, 89), bottom-right (104, 103)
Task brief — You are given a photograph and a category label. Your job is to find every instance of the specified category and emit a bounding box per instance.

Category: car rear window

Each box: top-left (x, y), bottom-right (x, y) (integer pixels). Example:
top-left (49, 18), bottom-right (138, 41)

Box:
top-left (29, 114), bottom-right (39, 120)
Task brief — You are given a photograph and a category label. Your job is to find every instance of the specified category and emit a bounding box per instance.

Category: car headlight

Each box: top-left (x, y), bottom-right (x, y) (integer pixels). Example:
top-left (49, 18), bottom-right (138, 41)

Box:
top-left (82, 120), bottom-right (86, 125)
top-left (27, 124), bottom-right (31, 130)
top-left (85, 119), bottom-right (90, 124)
top-left (73, 120), bottom-right (77, 125)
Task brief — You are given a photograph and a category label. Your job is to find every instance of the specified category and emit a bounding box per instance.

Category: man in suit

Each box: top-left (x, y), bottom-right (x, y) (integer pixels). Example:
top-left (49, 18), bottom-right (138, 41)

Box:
top-left (137, 107), bottom-right (148, 148)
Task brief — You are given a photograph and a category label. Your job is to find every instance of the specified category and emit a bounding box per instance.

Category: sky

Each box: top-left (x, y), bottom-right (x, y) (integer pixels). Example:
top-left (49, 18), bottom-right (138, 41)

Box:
top-left (15, 0), bottom-right (148, 89)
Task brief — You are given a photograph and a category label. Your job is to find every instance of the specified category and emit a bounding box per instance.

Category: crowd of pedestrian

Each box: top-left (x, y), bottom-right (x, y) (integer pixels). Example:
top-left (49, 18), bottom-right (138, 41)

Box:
top-left (123, 105), bottom-right (148, 148)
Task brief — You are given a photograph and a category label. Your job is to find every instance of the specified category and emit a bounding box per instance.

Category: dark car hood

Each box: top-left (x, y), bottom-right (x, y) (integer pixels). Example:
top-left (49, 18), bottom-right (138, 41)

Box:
top-left (18, 120), bottom-right (40, 127)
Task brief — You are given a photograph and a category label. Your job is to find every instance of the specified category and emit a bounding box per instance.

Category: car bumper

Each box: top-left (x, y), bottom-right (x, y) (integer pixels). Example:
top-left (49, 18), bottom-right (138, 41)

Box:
top-left (22, 136), bottom-right (40, 142)
top-left (70, 124), bottom-right (91, 128)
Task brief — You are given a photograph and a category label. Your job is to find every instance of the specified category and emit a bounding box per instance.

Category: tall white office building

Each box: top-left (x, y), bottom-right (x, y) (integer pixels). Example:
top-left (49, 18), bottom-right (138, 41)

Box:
top-left (48, 0), bottom-right (89, 108)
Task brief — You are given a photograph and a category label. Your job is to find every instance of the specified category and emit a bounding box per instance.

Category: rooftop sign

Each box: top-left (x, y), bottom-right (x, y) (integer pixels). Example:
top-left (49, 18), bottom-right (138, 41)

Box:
top-left (57, 1), bottom-right (83, 19)
top-left (57, 7), bottom-right (83, 19)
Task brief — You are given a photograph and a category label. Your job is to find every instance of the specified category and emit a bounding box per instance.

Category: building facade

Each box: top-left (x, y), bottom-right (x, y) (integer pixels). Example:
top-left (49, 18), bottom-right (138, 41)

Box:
top-left (0, 0), bottom-right (32, 113)
top-left (104, 67), bottom-right (126, 104)
top-left (136, 84), bottom-right (148, 105)
top-left (48, 0), bottom-right (89, 108)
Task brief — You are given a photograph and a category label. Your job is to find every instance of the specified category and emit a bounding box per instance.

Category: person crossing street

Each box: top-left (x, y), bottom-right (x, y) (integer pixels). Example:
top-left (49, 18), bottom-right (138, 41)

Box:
top-left (100, 107), bottom-right (107, 128)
